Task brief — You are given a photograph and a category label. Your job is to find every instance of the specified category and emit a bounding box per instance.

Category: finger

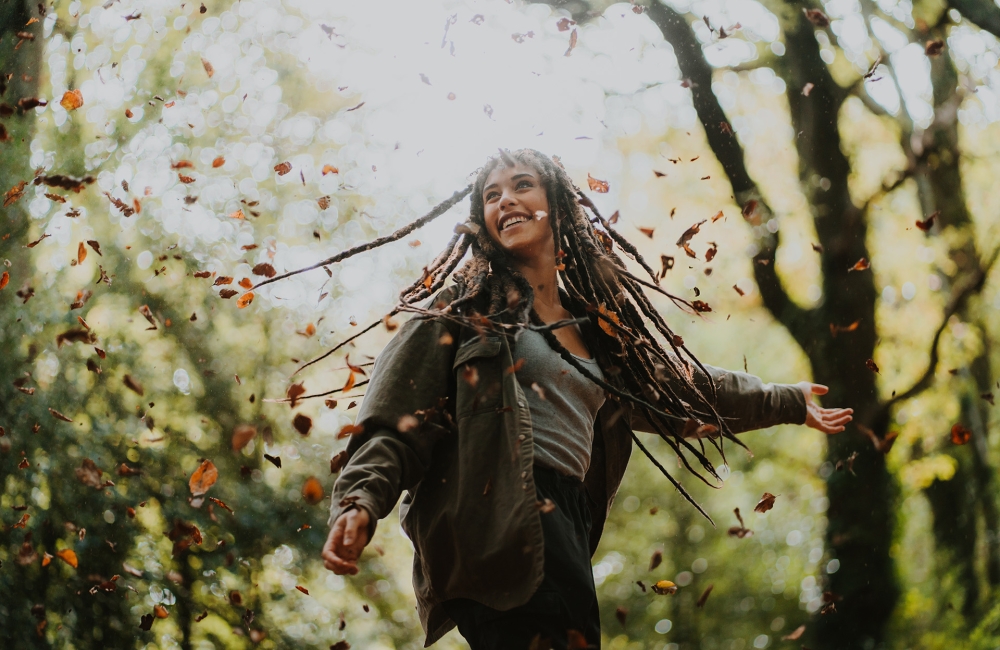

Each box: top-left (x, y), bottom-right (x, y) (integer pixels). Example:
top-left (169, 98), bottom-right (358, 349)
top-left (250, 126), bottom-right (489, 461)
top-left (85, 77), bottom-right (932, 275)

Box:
top-left (826, 412), bottom-right (854, 425)
top-left (324, 556), bottom-right (358, 575)
top-left (343, 513), bottom-right (356, 547)
top-left (811, 384), bottom-right (829, 395)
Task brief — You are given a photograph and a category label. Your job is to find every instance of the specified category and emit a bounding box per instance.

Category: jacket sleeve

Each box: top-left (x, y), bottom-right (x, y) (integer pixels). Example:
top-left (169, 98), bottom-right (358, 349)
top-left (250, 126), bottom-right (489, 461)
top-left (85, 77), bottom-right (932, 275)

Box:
top-left (631, 361), bottom-right (807, 435)
top-left (328, 301), bottom-right (458, 535)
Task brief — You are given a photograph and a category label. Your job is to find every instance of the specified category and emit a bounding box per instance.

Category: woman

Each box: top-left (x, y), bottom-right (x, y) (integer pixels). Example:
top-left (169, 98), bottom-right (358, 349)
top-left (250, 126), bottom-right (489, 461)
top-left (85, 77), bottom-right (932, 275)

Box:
top-left (321, 149), bottom-right (852, 649)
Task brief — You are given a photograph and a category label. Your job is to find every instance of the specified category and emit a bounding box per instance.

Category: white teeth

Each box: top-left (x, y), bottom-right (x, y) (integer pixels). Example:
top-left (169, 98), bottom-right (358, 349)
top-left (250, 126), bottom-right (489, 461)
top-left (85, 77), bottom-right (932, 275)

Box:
top-left (502, 215), bottom-right (528, 231)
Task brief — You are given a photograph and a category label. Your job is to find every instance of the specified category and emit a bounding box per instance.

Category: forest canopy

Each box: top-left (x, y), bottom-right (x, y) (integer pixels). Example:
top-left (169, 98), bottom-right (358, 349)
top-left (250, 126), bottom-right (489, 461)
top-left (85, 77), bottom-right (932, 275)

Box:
top-left (2, 0), bottom-right (1000, 649)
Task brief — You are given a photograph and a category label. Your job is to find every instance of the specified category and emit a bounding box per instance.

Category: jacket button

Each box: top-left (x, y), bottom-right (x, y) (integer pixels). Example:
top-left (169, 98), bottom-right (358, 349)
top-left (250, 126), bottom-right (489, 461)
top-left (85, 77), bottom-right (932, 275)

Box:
top-left (518, 434), bottom-right (526, 441)
top-left (521, 471), bottom-right (527, 479)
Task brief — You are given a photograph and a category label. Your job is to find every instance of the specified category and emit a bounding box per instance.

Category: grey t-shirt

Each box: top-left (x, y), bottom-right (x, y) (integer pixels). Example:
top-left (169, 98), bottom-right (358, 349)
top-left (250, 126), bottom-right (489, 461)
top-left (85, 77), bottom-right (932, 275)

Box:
top-left (512, 328), bottom-right (606, 481)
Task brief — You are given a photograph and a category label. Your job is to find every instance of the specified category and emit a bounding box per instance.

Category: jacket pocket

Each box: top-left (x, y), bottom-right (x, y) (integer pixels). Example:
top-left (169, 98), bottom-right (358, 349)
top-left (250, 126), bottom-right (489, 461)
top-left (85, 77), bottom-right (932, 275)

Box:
top-left (453, 336), bottom-right (504, 417)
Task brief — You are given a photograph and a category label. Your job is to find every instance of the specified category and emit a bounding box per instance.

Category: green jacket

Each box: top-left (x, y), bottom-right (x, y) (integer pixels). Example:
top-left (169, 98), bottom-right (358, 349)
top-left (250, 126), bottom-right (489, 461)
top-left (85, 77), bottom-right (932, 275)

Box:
top-left (329, 287), bottom-right (806, 646)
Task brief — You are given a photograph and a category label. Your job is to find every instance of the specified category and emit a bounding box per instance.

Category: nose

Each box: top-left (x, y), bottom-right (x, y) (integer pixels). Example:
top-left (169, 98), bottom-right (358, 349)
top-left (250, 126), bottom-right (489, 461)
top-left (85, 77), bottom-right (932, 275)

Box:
top-left (499, 190), bottom-right (517, 211)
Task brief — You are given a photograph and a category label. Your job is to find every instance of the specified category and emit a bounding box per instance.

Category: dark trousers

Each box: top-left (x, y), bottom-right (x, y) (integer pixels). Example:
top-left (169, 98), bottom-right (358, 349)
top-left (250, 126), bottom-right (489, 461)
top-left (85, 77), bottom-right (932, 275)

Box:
top-left (443, 465), bottom-right (601, 650)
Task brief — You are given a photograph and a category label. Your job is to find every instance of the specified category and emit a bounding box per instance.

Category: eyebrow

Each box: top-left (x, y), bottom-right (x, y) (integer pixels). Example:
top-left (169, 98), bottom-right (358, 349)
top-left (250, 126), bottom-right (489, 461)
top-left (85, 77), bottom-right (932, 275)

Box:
top-left (483, 173), bottom-right (535, 194)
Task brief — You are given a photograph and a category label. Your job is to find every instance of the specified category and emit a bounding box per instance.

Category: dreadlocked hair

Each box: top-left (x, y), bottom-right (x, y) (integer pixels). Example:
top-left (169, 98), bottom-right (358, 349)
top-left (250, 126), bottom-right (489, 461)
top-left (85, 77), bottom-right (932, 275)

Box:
top-left (393, 148), bottom-right (741, 521)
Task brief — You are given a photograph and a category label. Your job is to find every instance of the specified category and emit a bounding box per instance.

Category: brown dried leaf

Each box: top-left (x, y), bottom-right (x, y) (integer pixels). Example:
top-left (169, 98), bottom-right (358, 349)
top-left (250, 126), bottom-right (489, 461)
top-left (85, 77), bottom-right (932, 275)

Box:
top-left (252, 263), bottom-right (276, 277)
top-left (236, 292), bottom-right (254, 308)
top-left (232, 424), bottom-right (256, 451)
top-left (803, 8), bottom-right (830, 26)
top-left (123, 374), bottom-right (144, 396)
top-left (848, 258), bottom-right (870, 272)
top-left (951, 423), bottom-right (972, 445)
top-left (676, 219), bottom-right (706, 247)
top-left (188, 460), bottom-right (218, 497)
top-left (274, 161), bottom-right (292, 176)
top-left (48, 407), bottom-right (73, 422)
top-left (586, 173), bottom-right (609, 193)
top-left (293, 413), bottom-right (313, 436)
top-left (201, 58), bottom-right (214, 77)
top-left (754, 492), bottom-right (777, 514)
top-left (696, 584), bottom-right (714, 608)
top-left (212, 156), bottom-right (225, 168)
top-left (55, 548), bottom-right (78, 568)
top-left (330, 450), bottom-right (348, 474)
top-left (75, 458), bottom-right (103, 489)
top-left (649, 549), bottom-right (662, 571)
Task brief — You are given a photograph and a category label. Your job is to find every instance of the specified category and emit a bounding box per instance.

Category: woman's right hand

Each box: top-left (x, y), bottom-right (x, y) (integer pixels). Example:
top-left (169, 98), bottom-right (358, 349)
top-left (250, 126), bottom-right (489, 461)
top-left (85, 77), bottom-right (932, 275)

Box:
top-left (322, 507), bottom-right (371, 575)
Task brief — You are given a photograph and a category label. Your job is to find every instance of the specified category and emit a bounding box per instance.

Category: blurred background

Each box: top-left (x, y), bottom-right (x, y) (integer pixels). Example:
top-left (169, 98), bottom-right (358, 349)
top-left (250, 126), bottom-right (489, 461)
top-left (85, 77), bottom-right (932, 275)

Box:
top-left (2, 0), bottom-right (1000, 648)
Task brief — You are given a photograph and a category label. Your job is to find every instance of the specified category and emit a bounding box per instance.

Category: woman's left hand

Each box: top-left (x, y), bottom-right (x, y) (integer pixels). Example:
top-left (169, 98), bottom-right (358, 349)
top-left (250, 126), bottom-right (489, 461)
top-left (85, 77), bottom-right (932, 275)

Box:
top-left (797, 382), bottom-right (853, 434)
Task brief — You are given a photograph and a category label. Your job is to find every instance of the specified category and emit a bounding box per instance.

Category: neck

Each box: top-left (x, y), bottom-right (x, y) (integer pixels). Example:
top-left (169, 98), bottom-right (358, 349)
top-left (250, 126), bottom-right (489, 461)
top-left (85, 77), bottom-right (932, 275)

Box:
top-left (512, 248), bottom-right (560, 311)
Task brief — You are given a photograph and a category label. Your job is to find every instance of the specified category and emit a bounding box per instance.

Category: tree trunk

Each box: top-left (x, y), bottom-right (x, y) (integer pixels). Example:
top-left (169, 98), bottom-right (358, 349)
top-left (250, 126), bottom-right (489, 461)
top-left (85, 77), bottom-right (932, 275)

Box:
top-left (646, 5), bottom-right (898, 647)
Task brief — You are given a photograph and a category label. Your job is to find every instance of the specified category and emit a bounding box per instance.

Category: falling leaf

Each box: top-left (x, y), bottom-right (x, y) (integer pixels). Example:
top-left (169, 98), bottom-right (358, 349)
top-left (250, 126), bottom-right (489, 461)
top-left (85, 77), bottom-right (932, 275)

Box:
top-left (710, 210), bottom-right (725, 223)
top-left (803, 8), bottom-right (830, 26)
top-left (597, 304), bottom-right (621, 338)
top-left (295, 585), bottom-right (311, 595)
top-left (232, 424), bottom-right (256, 451)
top-left (951, 423), bottom-right (972, 445)
top-left (77, 242), bottom-right (87, 265)
top-left (586, 173), bottom-right (609, 193)
top-left (802, 82), bottom-right (815, 96)
top-left (676, 219), bottom-right (706, 247)
top-left (556, 17), bottom-right (575, 31)
top-left (565, 28), bottom-right (578, 56)
top-left (848, 258), bottom-right (870, 272)
top-left (615, 605), bottom-right (627, 626)
top-left (330, 450), bottom-right (348, 474)
top-left (638, 227), bottom-right (655, 239)
top-left (733, 284), bottom-right (745, 297)
top-left (252, 262), bottom-right (276, 277)
top-left (858, 424), bottom-right (898, 453)
top-left (649, 549), bottom-right (663, 571)
top-left (274, 162), bottom-right (292, 176)
top-left (754, 492), bottom-right (777, 513)
top-left (865, 359), bottom-right (880, 374)
top-left (691, 300), bottom-right (712, 313)
top-left (783, 625), bottom-right (806, 640)
top-left (123, 374), bottom-right (144, 396)
top-left (652, 580), bottom-right (678, 595)
top-left (653, 170), bottom-right (667, 178)
top-left (925, 39), bottom-right (945, 56)
top-left (697, 584), bottom-right (714, 608)
top-left (830, 320), bottom-right (860, 337)
top-left (302, 477), bottom-right (324, 504)
top-left (212, 156), bottom-right (225, 168)
top-left (705, 242), bottom-right (718, 262)
top-left (264, 454), bottom-right (282, 468)
top-left (201, 58), bottom-right (214, 77)
top-left (48, 407), bottom-right (73, 423)
top-left (213, 276), bottom-right (233, 286)
top-left (293, 413), bottom-right (313, 436)
top-left (25, 232), bottom-right (50, 248)
top-left (321, 164), bottom-right (339, 175)
top-left (236, 292), bottom-right (254, 308)
top-left (55, 548), bottom-right (78, 568)
top-left (228, 209), bottom-right (245, 219)
top-left (177, 174), bottom-right (195, 184)
top-left (4, 181), bottom-right (27, 207)
top-left (59, 89), bottom-right (84, 111)
top-left (154, 605), bottom-right (169, 618)
top-left (75, 458), bottom-right (103, 489)
top-left (139, 613), bottom-right (154, 631)
top-left (337, 423), bottom-right (364, 439)
top-left (188, 459), bottom-right (219, 497)
top-left (0, 272), bottom-right (8, 290)
top-left (220, 289), bottom-right (238, 299)
top-left (916, 211), bottom-right (938, 231)
top-left (728, 507), bottom-right (753, 538)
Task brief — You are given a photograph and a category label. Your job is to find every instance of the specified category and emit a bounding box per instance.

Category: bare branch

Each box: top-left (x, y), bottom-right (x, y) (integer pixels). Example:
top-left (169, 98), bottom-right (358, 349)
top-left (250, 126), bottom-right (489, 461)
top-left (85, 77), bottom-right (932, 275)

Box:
top-left (253, 184), bottom-right (472, 290)
top-left (880, 246), bottom-right (1000, 414)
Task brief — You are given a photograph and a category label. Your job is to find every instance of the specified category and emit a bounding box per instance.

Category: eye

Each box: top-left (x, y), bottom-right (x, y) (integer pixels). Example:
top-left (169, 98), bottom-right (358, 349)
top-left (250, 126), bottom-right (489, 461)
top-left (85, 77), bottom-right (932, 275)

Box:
top-left (516, 179), bottom-right (533, 189)
top-left (484, 190), bottom-right (500, 201)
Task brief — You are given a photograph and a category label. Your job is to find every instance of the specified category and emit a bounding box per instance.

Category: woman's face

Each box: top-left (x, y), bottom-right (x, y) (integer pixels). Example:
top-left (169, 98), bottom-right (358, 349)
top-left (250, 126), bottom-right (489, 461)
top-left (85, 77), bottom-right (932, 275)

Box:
top-left (481, 163), bottom-right (553, 262)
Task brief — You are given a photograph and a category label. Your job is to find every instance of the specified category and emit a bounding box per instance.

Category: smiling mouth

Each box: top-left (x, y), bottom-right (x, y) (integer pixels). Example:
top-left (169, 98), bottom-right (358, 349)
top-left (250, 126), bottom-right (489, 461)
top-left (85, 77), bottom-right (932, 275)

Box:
top-left (499, 213), bottom-right (531, 231)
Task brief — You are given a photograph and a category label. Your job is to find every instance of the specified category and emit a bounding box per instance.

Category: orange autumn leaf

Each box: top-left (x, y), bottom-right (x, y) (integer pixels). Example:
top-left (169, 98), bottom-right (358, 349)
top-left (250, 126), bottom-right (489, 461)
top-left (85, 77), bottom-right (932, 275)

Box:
top-left (638, 227), bottom-right (655, 239)
top-left (154, 604), bottom-right (169, 618)
top-left (321, 164), bottom-right (339, 175)
top-left (336, 423), bottom-right (364, 439)
top-left (236, 292), bottom-right (254, 308)
top-left (212, 156), bottom-right (225, 168)
top-left (848, 257), bottom-right (870, 272)
top-left (343, 370), bottom-right (356, 393)
top-left (951, 423), bottom-right (972, 445)
top-left (232, 424), bottom-right (257, 451)
top-left (274, 161), bottom-right (292, 176)
top-left (77, 242), bottom-right (87, 264)
top-left (55, 548), bottom-right (78, 568)
top-left (238, 278), bottom-right (252, 289)
top-left (586, 173), bottom-right (609, 193)
top-left (229, 209), bottom-right (245, 219)
top-left (42, 553), bottom-right (53, 566)
top-left (301, 477), bottom-right (324, 505)
top-left (598, 304), bottom-right (620, 338)
top-left (1, 271), bottom-right (10, 290)
top-left (201, 58), bottom-right (214, 77)
top-left (188, 459), bottom-right (219, 497)
top-left (296, 585), bottom-right (310, 595)
top-left (60, 89), bottom-right (84, 111)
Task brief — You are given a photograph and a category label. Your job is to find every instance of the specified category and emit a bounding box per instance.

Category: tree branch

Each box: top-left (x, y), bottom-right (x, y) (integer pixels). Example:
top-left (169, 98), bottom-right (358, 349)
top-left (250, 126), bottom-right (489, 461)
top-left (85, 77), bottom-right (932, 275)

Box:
top-left (253, 184), bottom-right (472, 290)
top-left (879, 246), bottom-right (1000, 415)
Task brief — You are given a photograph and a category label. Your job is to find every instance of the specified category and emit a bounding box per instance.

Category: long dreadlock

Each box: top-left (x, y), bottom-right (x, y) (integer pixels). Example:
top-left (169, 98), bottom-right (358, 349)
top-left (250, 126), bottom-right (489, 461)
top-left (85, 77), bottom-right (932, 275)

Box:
top-left (273, 148), bottom-right (742, 519)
